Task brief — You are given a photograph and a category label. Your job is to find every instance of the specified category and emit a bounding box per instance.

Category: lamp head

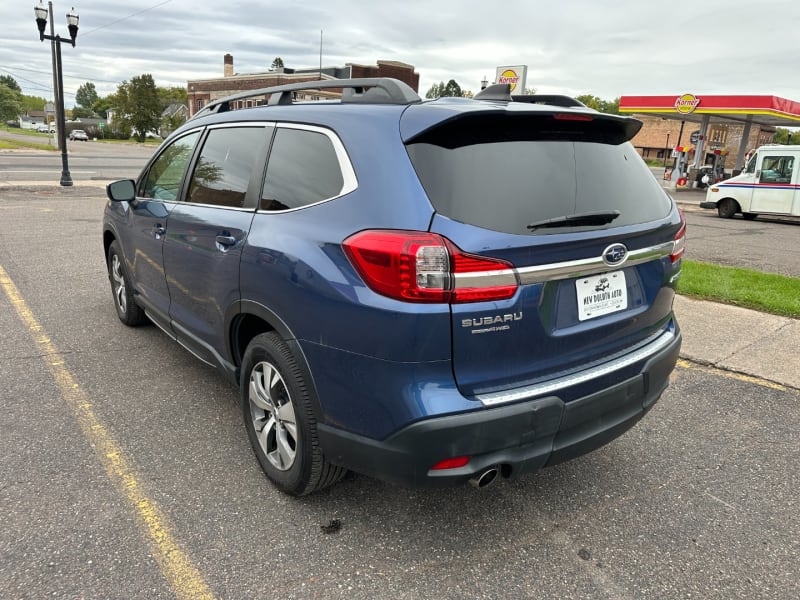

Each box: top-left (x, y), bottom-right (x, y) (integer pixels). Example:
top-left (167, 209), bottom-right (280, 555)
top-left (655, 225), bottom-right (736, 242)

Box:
top-left (34, 2), bottom-right (48, 39)
top-left (66, 7), bottom-right (79, 46)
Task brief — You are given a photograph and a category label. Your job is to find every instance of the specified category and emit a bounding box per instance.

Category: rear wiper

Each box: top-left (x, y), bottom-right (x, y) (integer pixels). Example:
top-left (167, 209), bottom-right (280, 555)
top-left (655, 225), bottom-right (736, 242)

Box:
top-left (527, 210), bottom-right (621, 230)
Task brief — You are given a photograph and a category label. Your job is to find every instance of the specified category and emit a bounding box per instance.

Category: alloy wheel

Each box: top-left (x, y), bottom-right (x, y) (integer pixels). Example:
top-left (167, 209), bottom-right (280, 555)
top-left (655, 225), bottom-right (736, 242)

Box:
top-left (248, 361), bottom-right (298, 471)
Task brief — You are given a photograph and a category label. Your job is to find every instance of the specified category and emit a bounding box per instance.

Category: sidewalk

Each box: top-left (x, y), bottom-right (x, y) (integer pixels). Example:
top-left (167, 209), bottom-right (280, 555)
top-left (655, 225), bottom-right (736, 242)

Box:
top-left (674, 295), bottom-right (799, 389)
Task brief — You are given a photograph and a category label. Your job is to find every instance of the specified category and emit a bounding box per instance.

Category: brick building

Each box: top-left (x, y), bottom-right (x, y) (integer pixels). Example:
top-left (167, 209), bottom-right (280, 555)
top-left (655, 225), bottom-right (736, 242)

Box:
top-left (629, 114), bottom-right (775, 170)
top-left (187, 54), bottom-right (420, 117)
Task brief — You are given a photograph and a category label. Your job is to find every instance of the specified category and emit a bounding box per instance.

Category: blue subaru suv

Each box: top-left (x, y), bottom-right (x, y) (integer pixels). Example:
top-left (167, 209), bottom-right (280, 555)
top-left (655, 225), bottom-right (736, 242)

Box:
top-left (103, 78), bottom-right (684, 495)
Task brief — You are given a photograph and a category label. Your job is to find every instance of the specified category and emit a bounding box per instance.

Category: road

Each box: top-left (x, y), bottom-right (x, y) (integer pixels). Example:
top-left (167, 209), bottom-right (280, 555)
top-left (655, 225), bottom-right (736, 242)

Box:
top-left (0, 130), bottom-right (152, 184)
top-left (680, 200), bottom-right (800, 278)
top-left (0, 187), bottom-right (798, 599)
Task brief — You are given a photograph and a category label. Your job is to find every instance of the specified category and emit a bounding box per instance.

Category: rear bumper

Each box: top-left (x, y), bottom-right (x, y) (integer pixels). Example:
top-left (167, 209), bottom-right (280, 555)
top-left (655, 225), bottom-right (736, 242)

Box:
top-left (318, 328), bottom-right (682, 487)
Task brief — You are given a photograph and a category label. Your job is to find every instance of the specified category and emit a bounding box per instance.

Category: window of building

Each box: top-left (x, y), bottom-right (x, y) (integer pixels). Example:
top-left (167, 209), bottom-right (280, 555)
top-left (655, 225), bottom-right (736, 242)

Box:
top-left (261, 127), bottom-right (347, 211)
top-left (196, 99), bottom-right (204, 112)
top-left (186, 127), bottom-right (270, 208)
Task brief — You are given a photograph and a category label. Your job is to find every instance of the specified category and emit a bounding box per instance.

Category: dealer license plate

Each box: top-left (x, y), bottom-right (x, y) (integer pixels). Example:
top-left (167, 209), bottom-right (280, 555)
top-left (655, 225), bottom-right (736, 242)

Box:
top-left (576, 271), bottom-right (627, 321)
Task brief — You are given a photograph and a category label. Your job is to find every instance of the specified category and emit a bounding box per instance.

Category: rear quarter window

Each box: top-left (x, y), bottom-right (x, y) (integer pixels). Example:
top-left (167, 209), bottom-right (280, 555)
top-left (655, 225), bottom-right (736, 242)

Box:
top-left (261, 127), bottom-right (347, 211)
top-left (407, 138), bottom-right (670, 235)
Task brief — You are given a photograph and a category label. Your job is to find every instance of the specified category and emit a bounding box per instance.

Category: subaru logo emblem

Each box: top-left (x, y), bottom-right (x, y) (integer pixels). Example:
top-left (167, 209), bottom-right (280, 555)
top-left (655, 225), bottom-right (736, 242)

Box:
top-left (602, 243), bottom-right (628, 266)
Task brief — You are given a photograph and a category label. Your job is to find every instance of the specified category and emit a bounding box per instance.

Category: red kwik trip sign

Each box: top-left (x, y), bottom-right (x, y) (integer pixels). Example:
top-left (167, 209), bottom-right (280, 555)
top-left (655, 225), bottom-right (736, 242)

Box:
top-left (674, 93), bottom-right (701, 114)
top-left (494, 65), bottom-right (528, 96)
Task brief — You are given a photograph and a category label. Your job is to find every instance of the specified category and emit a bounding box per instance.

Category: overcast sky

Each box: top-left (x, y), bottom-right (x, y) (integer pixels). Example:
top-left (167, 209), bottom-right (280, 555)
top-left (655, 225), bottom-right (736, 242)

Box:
top-left (3, 0), bottom-right (800, 108)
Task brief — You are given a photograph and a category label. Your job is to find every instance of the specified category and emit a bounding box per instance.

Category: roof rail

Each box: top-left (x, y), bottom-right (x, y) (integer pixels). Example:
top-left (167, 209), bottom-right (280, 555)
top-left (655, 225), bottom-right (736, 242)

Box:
top-left (193, 77), bottom-right (421, 119)
top-left (473, 84), bottom-right (586, 109)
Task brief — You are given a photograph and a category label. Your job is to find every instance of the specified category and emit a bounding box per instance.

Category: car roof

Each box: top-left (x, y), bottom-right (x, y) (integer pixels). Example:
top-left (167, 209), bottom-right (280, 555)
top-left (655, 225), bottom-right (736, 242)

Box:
top-left (172, 78), bottom-right (642, 146)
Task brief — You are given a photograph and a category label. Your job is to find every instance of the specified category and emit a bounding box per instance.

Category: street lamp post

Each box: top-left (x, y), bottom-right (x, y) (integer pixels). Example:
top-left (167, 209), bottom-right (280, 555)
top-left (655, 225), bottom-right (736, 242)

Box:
top-left (663, 130), bottom-right (671, 174)
top-left (35, 2), bottom-right (79, 187)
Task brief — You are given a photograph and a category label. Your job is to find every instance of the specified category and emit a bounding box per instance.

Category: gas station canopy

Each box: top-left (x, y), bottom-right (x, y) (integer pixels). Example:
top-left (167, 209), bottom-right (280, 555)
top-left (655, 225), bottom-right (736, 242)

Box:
top-left (619, 94), bottom-right (800, 127)
top-left (618, 93), bottom-right (800, 171)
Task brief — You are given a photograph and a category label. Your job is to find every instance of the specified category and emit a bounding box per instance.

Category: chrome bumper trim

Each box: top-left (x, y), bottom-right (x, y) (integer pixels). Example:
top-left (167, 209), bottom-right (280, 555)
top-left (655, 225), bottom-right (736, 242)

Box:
top-left (476, 329), bottom-right (676, 406)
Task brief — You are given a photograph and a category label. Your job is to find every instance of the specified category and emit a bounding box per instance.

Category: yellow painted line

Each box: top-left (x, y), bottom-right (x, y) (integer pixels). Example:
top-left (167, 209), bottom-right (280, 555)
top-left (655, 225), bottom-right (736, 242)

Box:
top-left (676, 358), bottom-right (787, 391)
top-left (0, 264), bottom-right (215, 600)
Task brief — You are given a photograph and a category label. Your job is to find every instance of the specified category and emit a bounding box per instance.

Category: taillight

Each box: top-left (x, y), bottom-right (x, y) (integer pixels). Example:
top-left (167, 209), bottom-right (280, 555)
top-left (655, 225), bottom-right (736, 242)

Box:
top-left (430, 456), bottom-right (470, 470)
top-left (671, 210), bottom-right (686, 263)
top-left (553, 113), bottom-right (594, 122)
top-left (342, 230), bottom-right (518, 304)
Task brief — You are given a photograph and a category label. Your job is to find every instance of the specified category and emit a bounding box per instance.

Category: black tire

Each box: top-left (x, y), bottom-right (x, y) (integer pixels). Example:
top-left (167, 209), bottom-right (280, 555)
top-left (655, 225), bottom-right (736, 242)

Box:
top-left (742, 212), bottom-right (758, 221)
top-left (717, 198), bottom-right (738, 219)
top-left (107, 241), bottom-right (148, 326)
top-left (241, 332), bottom-right (345, 496)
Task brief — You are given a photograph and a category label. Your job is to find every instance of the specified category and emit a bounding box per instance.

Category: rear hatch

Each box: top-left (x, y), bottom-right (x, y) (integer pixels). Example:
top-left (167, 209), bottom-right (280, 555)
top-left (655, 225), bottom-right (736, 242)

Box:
top-left (402, 102), bottom-right (684, 400)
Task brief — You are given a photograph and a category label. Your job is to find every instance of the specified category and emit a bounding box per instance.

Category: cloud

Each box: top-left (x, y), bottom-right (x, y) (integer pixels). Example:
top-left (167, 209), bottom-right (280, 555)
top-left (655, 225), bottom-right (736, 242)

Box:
top-left (3, 0), bottom-right (799, 107)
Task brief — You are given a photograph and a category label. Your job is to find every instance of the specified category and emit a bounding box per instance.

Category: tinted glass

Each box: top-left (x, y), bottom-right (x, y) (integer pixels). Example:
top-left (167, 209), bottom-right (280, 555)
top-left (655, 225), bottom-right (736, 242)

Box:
top-left (261, 128), bottom-right (344, 211)
top-left (140, 132), bottom-right (200, 200)
top-left (186, 127), bottom-right (268, 208)
top-left (407, 140), bottom-right (671, 235)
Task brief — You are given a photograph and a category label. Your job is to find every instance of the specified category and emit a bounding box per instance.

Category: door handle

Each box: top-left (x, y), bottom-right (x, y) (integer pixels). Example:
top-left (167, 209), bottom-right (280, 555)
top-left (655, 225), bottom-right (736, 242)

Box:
top-left (153, 224), bottom-right (166, 238)
top-left (215, 235), bottom-right (237, 247)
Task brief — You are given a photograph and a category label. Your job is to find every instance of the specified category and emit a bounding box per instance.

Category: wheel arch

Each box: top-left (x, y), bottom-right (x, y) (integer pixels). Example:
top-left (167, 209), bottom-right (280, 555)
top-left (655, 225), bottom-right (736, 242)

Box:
top-left (227, 300), bottom-right (325, 421)
top-left (103, 227), bottom-right (117, 260)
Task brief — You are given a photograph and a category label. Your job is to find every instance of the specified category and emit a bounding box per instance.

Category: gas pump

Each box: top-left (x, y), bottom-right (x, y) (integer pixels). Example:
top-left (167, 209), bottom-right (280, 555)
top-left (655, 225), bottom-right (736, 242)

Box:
top-left (707, 149), bottom-right (728, 181)
top-left (672, 146), bottom-right (693, 187)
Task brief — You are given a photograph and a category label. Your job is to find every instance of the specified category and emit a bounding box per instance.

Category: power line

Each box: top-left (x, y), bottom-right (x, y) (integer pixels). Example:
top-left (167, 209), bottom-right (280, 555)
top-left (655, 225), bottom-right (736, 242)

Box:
top-left (1, 64), bottom-right (120, 84)
top-left (81, 0), bottom-right (174, 37)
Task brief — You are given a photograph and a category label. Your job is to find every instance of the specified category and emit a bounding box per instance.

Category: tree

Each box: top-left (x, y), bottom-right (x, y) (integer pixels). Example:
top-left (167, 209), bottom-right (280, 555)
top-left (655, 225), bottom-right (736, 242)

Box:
top-left (91, 95), bottom-right (114, 119)
top-left (72, 106), bottom-right (94, 119)
top-left (114, 74), bottom-right (161, 141)
top-left (271, 57), bottom-right (284, 70)
top-left (157, 86), bottom-right (187, 108)
top-left (20, 94), bottom-right (49, 114)
top-left (75, 82), bottom-right (98, 109)
top-left (575, 94), bottom-right (620, 114)
top-left (774, 128), bottom-right (800, 144)
top-left (0, 75), bottom-right (21, 93)
top-left (0, 85), bottom-right (24, 123)
top-left (425, 79), bottom-right (465, 99)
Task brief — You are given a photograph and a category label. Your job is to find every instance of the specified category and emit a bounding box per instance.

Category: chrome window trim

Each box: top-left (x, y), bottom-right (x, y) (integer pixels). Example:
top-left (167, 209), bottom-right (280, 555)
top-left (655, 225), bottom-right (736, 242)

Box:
top-left (206, 121), bottom-right (276, 129)
top-left (516, 241), bottom-right (674, 285)
top-left (476, 329), bottom-right (675, 406)
top-left (256, 122), bottom-right (358, 214)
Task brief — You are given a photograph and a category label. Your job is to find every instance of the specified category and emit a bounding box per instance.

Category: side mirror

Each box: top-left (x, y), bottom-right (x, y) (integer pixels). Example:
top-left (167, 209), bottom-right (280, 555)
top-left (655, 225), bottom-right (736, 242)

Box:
top-left (106, 179), bottom-right (136, 202)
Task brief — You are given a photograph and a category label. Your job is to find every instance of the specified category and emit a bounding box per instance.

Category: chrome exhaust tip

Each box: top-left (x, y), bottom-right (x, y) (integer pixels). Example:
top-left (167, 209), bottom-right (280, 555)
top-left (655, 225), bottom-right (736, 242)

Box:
top-left (469, 466), bottom-right (499, 489)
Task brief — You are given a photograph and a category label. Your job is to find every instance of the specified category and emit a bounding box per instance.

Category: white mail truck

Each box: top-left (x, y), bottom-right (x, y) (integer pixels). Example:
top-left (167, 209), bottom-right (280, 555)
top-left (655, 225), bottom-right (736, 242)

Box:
top-left (700, 145), bottom-right (800, 219)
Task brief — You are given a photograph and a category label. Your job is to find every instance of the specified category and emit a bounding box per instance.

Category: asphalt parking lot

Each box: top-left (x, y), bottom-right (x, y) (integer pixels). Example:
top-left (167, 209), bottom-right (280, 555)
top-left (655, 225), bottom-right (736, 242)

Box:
top-left (1, 187), bottom-right (798, 599)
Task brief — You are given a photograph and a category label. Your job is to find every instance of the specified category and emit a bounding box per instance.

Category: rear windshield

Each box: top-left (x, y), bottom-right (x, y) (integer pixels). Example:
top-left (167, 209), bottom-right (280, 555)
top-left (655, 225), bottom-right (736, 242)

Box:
top-left (406, 140), bottom-right (671, 235)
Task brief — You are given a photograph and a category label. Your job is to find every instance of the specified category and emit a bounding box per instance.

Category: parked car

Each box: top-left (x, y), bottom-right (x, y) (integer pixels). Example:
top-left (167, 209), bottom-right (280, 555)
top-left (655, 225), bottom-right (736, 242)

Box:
top-left (103, 78), bottom-right (684, 496)
top-left (37, 124), bottom-right (54, 133)
top-left (69, 129), bottom-right (89, 141)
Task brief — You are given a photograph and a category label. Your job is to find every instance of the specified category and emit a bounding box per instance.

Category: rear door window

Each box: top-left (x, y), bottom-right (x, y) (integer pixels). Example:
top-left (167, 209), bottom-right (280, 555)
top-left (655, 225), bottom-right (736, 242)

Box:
top-left (186, 126), bottom-right (271, 208)
top-left (407, 140), bottom-right (670, 235)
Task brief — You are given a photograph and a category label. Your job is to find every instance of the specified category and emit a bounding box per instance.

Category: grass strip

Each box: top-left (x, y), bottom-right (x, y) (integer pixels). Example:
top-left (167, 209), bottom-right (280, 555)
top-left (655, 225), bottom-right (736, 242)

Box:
top-left (0, 138), bottom-right (55, 151)
top-left (677, 259), bottom-right (800, 318)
